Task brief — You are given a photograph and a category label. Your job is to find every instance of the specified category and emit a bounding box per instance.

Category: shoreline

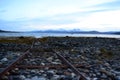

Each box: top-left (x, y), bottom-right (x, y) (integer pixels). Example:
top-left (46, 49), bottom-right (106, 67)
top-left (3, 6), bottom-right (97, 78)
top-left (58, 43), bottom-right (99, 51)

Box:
top-left (0, 32), bottom-right (120, 38)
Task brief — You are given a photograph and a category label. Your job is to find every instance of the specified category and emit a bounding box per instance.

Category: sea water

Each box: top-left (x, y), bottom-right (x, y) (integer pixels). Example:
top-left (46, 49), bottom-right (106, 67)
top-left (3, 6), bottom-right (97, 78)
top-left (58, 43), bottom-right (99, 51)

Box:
top-left (0, 32), bottom-right (120, 38)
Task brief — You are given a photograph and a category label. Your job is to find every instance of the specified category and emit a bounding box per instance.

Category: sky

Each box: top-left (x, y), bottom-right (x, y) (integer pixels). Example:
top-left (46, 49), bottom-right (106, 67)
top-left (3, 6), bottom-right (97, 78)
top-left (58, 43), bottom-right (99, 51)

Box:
top-left (0, 0), bottom-right (120, 32)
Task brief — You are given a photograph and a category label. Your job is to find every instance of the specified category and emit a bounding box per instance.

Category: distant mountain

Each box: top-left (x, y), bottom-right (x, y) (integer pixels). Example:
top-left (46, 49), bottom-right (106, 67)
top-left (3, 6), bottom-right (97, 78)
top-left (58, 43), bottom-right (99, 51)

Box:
top-left (113, 32), bottom-right (120, 35)
top-left (0, 30), bottom-right (9, 32)
top-left (0, 30), bottom-right (18, 33)
top-left (1, 29), bottom-right (119, 34)
top-left (30, 29), bottom-right (101, 34)
top-left (30, 29), bottom-right (120, 35)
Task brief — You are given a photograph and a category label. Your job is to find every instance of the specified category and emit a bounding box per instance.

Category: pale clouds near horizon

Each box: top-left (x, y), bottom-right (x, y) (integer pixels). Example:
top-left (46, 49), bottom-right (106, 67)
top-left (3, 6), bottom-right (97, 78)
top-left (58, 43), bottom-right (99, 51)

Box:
top-left (0, 0), bottom-right (120, 31)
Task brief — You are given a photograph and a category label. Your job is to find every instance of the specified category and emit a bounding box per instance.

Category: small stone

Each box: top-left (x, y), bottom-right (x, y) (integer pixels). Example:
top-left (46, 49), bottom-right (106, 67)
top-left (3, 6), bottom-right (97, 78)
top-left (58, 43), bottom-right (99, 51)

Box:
top-left (45, 67), bottom-right (49, 70)
top-left (96, 72), bottom-right (101, 76)
top-left (56, 71), bottom-right (63, 75)
top-left (116, 76), bottom-right (120, 80)
top-left (14, 68), bottom-right (19, 71)
top-left (2, 76), bottom-right (8, 79)
top-left (16, 53), bottom-right (21, 56)
top-left (101, 74), bottom-right (107, 78)
top-left (100, 68), bottom-right (114, 77)
top-left (84, 69), bottom-right (89, 73)
top-left (64, 71), bottom-right (71, 76)
top-left (104, 63), bottom-right (110, 67)
top-left (115, 67), bottom-right (120, 71)
top-left (47, 72), bottom-right (54, 79)
top-left (40, 70), bottom-right (44, 73)
top-left (34, 42), bottom-right (41, 46)
top-left (51, 75), bottom-right (60, 80)
top-left (26, 75), bottom-right (31, 78)
top-left (93, 78), bottom-right (98, 80)
top-left (51, 62), bottom-right (61, 65)
top-left (6, 72), bottom-right (10, 75)
top-left (47, 70), bottom-right (55, 74)
top-left (63, 76), bottom-right (73, 80)
top-left (42, 74), bottom-right (47, 77)
top-left (47, 57), bottom-right (53, 61)
top-left (41, 62), bottom-right (45, 66)
top-left (19, 75), bottom-right (26, 79)
top-left (55, 59), bottom-right (60, 62)
top-left (71, 73), bottom-right (76, 78)
top-left (31, 70), bottom-right (36, 73)
top-left (1, 58), bottom-right (8, 62)
top-left (93, 74), bottom-right (96, 77)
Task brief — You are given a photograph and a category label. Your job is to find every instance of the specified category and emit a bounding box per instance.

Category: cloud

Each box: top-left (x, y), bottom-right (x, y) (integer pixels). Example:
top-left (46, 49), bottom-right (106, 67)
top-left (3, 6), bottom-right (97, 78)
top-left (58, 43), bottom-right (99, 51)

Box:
top-left (0, 0), bottom-right (117, 20)
top-left (26, 9), bottom-right (120, 32)
top-left (0, 0), bottom-right (120, 31)
top-left (59, 10), bottom-right (120, 31)
top-left (92, 0), bottom-right (120, 8)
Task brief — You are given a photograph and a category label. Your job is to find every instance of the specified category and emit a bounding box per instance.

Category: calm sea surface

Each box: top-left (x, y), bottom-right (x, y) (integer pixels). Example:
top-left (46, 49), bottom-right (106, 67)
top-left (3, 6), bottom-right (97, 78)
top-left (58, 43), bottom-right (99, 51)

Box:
top-left (0, 32), bottom-right (120, 38)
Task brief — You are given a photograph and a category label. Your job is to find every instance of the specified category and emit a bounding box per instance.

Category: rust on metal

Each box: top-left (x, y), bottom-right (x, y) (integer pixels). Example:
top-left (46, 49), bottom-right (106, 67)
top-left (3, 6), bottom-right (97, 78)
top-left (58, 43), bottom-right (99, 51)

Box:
top-left (0, 39), bottom-right (88, 80)
top-left (54, 51), bottom-right (88, 80)
top-left (0, 40), bottom-right (35, 78)
top-left (16, 64), bottom-right (90, 69)
top-left (0, 51), bottom-right (29, 76)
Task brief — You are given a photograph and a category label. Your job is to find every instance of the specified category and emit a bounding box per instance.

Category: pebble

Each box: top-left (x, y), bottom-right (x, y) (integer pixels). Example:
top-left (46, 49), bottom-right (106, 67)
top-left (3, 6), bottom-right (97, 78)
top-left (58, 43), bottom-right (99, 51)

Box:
top-left (31, 70), bottom-right (36, 73)
top-left (19, 75), bottom-right (26, 79)
top-left (1, 57), bottom-right (8, 62)
top-left (0, 37), bottom-right (120, 80)
top-left (41, 62), bottom-right (45, 66)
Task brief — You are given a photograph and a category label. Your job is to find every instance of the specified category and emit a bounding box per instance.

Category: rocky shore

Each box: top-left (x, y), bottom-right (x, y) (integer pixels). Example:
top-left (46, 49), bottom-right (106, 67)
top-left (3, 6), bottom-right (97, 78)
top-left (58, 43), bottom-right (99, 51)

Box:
top-left (0, 37), bottom-right (120, 80)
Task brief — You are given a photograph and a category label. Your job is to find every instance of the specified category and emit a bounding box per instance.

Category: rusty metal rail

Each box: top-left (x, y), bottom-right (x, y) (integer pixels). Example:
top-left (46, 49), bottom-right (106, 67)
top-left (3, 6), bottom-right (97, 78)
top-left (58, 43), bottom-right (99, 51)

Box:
top-left (0, 40), bottom-right (35, 78)
top-left (54, 51), bottom-right (88, 80)
top-left (16, 64), bottom-right (90, 69)
top-left (0, 51), bottom-right (29, 77)
top-left (0, 39), bottom-right (88, 80)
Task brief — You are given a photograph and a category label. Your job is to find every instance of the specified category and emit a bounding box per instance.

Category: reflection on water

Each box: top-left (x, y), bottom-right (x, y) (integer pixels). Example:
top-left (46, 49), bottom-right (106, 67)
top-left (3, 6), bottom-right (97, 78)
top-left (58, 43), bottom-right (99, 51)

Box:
top-left (0, 32), bottom-right (120, 38)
